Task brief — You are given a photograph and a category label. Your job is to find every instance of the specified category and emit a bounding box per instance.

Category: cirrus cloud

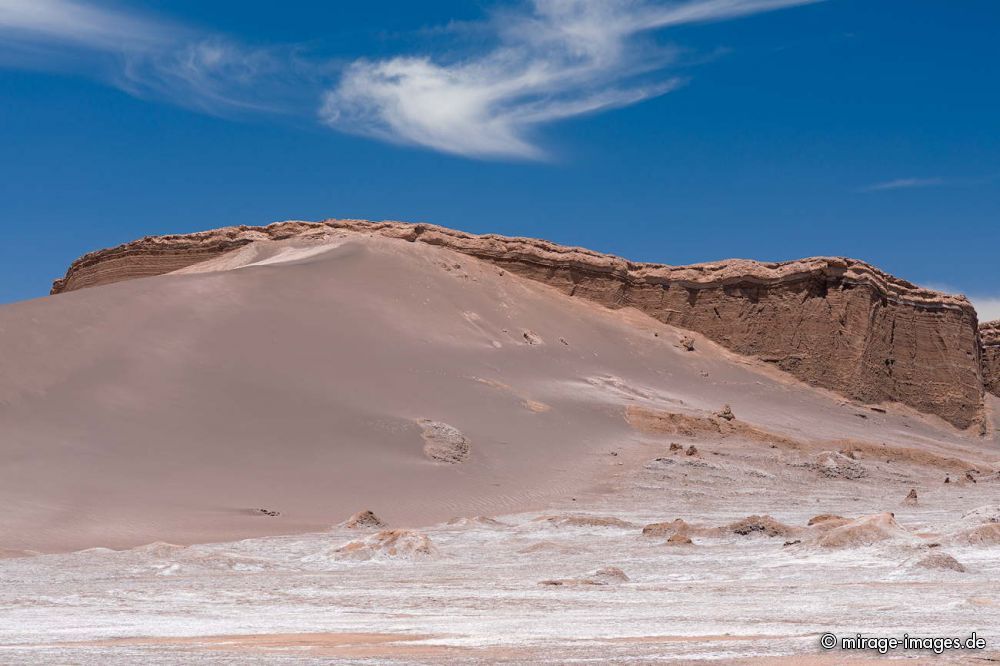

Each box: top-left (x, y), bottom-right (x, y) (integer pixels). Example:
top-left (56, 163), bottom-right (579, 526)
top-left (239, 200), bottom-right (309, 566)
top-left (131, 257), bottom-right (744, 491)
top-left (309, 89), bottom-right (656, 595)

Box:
top-left (321, 0), bottom-right (823, 159)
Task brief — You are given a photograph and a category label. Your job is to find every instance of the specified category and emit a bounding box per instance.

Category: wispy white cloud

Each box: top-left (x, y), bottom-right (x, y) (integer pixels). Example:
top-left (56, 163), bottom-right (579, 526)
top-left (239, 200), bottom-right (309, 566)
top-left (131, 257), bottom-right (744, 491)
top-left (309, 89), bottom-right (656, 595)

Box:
top-left (320, 0), bottom-right (823, 159)
top-left (860, 177), bottom-right (945, 193)
top-left (0, 0), bottom-right (174, 51)
top-left (116, 39), bottom-right (311, 115)
top-left (0, 0), bottom-right (311, 115)
top-left (859, 172), bottom-right (1000, 194)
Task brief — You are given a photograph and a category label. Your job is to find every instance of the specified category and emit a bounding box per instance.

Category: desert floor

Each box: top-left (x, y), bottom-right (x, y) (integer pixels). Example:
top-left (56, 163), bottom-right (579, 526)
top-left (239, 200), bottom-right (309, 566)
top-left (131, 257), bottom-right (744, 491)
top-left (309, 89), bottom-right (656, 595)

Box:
top-left (1, 233), bottom-right (998, 663)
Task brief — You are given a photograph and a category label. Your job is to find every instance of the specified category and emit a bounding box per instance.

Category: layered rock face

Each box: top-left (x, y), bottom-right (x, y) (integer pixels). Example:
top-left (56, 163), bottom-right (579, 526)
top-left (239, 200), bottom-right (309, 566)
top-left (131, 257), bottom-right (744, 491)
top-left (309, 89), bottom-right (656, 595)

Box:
top-left (50, 222), bottom-right (326, 294)
top-left (51, 219), bottom-right (987, 429)
top-left (982, 321), bottom-right (1000, 397)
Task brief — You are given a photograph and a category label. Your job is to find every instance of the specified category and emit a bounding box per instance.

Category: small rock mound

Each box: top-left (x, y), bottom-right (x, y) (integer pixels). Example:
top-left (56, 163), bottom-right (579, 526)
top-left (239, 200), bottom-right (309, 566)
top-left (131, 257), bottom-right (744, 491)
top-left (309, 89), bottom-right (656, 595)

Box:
top-left (914, 552), bottom-right (966, 573)
top-left (446, 516), bottom-right (507, 528)
top-left (678, 335), bottom-right (696, 352)
top-left (816, 512), bottom-right (915, 549)
top-left (418, 420), bottom-right (470, 463)
top-left (642, 519), bottom-right (691, 538)
top-left (343, 510), bottom-right (386, 529)
top-left (685, 445), bottom-right (699, 456)
top-left (903, 488), bottom-right (918, 506)
top-left (716, 404), bottom-right (735, 421)
top-left (728, 515), bottom-right (797, 538)
top-left (812, 451), bottom-right (867, 479)
top-left (334, 529), bottom-right (438, 561)
top-left (539, 566), bottom-right (630, 587)
top-left (537, 515), bottom-right (636, 529)
top-left (667, 533), bottom-right (694, 545)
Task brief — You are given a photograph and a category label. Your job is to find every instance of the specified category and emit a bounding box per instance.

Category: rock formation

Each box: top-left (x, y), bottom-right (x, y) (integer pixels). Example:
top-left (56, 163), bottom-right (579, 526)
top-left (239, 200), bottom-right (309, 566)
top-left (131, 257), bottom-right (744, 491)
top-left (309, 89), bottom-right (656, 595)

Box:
top-left (50, 219), bottom-right (990, 429)
top-left (981, 320), bottom-right (1000, 397)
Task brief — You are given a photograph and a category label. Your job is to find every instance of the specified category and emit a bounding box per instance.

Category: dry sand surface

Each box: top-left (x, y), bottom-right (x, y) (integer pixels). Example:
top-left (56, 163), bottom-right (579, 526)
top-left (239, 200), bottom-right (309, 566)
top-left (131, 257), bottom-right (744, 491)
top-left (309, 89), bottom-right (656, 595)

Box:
top-left (1, 231), bottom-right (999, 663)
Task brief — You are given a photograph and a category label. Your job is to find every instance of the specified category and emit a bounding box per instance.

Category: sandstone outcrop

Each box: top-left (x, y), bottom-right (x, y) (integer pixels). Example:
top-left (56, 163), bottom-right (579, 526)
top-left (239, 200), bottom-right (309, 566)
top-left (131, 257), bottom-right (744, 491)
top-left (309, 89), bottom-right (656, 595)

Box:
top-left (50, 219), bottom-right (989, 429)
top-left (981, 320), bottom-right (1000, 397)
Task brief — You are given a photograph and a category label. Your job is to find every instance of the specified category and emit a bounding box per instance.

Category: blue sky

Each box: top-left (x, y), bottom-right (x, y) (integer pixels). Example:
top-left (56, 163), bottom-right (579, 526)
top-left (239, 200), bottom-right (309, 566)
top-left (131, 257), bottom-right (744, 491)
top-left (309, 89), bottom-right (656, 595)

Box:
top-left (1, 1), bottom-right (998, 316)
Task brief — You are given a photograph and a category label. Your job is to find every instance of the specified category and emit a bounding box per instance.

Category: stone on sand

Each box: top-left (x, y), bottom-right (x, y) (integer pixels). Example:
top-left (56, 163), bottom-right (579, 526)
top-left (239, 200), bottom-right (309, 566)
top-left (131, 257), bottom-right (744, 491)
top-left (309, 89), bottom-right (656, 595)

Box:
top-left (343, 510), bottom-right (386, 529)
top-left (418, 420), bottom-right (470, 464)
top-left (729, 515), bottom-right (796, 538)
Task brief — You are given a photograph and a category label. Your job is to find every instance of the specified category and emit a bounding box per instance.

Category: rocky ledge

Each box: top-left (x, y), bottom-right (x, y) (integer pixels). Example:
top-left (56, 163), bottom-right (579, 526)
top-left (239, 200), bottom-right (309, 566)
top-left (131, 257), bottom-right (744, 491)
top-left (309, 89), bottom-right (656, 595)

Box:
top-left (51, 219), bottom-right (989, 430)
top-left (982, 320), bottom-right (1000, 398)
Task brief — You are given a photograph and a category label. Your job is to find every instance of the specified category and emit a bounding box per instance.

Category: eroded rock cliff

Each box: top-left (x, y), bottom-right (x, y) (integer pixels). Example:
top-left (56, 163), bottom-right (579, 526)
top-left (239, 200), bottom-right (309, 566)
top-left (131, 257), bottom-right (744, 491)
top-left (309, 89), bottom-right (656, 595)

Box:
top-left (982, 321), bottom-right (1000, 397)
top-left (51, 219), bottom-right (987, 429)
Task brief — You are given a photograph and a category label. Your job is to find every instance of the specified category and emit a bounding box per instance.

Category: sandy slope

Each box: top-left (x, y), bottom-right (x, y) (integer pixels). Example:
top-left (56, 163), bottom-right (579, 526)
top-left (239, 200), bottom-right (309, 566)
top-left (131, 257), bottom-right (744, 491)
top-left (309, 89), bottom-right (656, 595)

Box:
top-left (0, 232), bottom-right (995, 553)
